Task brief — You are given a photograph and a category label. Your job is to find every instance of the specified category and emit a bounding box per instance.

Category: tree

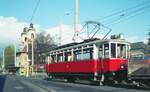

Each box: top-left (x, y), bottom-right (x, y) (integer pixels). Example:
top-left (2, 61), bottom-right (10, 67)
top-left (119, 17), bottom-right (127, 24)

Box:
top-left (34, 32), bottom-right (57, 64)
top-left (4, 45), bottom-right (15, 68)
top-left (0, 57), bottom-right (2, 69)
top-left (148, 32), bottom-right (150, 45)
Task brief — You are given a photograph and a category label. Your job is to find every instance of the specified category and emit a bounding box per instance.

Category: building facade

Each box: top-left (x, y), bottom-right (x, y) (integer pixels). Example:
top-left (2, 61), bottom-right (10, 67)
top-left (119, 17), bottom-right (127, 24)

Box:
top-left (16, 23), bottom-right (36, 77)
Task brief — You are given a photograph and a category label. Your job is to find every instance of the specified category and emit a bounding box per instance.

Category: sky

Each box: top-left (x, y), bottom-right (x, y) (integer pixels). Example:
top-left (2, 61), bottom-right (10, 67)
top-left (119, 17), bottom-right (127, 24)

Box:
top-left (0, 0), bottom-right (150, 54)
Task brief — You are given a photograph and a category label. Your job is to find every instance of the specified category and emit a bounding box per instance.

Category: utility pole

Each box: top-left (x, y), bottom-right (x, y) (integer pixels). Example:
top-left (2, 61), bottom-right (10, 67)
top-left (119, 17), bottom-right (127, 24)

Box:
top-left (26, 39), bottom-right (29, 77)
top-left (148, 27), bottom-right (150, 45)
top-left (14, 44), bottom-right (16, 67)
top-left (73, 0), bottom-right (79, 41)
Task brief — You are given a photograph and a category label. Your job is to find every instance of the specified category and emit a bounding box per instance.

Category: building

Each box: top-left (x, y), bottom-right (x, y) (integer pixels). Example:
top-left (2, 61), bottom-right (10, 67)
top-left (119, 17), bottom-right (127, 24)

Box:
top-left (129, 42), bottom-right (150, 74)
top-left (16, 23), bottom-right (36, 77)
top-left (130, 42), bottom-right (150, 61)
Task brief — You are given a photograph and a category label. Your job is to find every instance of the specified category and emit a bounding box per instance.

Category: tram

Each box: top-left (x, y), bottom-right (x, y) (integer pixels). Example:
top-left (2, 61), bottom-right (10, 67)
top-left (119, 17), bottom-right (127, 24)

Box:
top-left (45, 36), bottom-right (130, 84)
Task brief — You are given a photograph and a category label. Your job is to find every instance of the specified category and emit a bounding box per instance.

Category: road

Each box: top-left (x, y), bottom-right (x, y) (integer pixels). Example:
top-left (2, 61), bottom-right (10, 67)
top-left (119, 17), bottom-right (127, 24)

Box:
top-left (0, 74), bottom-right (149, 92)
top-left (0, 74), bottom-right (48, 92)
top-left (26, 78), bottom-right (150, 92)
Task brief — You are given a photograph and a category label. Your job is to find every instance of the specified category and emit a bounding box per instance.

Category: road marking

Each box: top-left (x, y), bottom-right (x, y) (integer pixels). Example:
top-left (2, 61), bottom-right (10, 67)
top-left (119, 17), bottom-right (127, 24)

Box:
top-left (14, 86), bottom-right (24, 90)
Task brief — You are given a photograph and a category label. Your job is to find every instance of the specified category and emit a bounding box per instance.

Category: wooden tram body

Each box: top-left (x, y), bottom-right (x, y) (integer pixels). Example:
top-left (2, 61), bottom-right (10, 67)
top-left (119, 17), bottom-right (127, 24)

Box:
top-left (45, 38), bottom-right (130, 83)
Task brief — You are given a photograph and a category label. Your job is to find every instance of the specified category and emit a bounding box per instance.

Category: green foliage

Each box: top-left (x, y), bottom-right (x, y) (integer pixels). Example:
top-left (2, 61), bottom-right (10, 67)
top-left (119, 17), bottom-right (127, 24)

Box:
top-left (4, 45), bottom-right (15, 68)
top-left (0, 57), bottom-right (2, 68)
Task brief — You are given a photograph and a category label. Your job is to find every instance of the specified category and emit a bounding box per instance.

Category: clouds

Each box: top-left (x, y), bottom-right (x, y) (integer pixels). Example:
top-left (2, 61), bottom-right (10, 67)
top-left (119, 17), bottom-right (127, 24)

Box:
top-left (45, 24), bottom-right (75, 45)
top-left (0, 16), bottom-right (147, 48)
top-left (0, 16), bottom-right (41, 46)
top-left (0, 16), bottom-right (75, 48)
top-left (0, 16), bottom-right (28, 45)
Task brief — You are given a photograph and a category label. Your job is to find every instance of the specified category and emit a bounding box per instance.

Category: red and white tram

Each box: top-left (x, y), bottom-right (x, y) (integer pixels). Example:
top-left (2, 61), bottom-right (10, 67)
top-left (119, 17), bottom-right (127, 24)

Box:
top-left (45, 37), bottom-right (130, 84)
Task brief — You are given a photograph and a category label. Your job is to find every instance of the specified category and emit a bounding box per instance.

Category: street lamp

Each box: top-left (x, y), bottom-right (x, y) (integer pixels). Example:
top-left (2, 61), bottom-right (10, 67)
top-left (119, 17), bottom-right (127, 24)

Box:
top-left (58, 12), bottom-right (70, 46)
top-left (2, 49), bottom-right (5, 72)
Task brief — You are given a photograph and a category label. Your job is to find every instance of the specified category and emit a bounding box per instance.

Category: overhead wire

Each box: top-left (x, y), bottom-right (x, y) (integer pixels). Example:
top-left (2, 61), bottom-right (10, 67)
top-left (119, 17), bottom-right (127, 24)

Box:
top-left (29, 0), bottom-right (41, 23)
top-left (99, 0), bottom-right (150, 22)
top-left (106, 4), bottom-right (150, 26)
top-left (77, 1), bottom-right (150, 40)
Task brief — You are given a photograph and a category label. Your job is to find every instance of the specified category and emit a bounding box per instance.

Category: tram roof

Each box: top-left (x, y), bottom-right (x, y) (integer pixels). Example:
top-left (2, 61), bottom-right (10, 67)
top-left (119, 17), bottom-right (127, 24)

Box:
top-left (47, 38), bottom-right (129, 54)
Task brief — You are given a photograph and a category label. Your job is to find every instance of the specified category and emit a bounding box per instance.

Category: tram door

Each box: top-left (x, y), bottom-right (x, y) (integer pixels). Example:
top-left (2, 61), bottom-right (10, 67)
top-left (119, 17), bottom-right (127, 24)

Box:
top-left (98, 43), bottom-right (110, 73)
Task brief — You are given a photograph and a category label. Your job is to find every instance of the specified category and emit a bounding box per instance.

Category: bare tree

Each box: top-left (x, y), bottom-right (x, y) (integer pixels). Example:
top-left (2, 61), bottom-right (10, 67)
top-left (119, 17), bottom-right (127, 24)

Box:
top-left (34, 32), bottom-right (57, 65)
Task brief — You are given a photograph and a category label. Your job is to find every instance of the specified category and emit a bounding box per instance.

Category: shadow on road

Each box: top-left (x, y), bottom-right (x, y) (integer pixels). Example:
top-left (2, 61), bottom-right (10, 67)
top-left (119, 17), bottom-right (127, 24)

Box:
top-left (0, 74), bottom-right (7, 92)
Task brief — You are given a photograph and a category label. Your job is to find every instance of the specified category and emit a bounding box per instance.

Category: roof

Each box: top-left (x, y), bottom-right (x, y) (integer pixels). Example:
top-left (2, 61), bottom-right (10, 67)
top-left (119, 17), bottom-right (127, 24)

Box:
top-left (49, 38), bottom-right (129, 54)
top-left (16, 51), bottom-right (26, 55)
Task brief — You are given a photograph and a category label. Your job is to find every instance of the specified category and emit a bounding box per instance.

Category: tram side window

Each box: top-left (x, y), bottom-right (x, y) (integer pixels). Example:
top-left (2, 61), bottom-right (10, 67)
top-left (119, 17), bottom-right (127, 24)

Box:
top-left (111, 43), bottom-right (116, 58)
top-left (98, 46), bottom-right (103, 58)
top-left (82, 48), bottom-right (93, 60)
top-left (51, 55), bottom-right (56, 63)
top-left (104, 44), bottom-right (109, 58)
top-left (47, 56), bottom-right (52, 64)
top-left (64, 52), bottom-right (72, 62)
top-left (117, 44), bottom-right (126, 58)
top-left (74, 50), bottom-right (81, 61)
top-left (57, 54), bottom-right (63, 62)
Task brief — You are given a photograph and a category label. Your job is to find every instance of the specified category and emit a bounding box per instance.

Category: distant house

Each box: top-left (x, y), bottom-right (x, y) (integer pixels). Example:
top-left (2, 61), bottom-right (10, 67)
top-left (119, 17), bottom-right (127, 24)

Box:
top-left (130, 42), bottom-right (150, 61)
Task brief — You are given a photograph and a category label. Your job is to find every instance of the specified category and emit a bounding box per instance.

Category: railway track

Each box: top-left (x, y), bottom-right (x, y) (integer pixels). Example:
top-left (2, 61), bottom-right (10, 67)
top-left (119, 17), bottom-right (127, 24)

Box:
top-left (44, 77), bottom-right (150, 90)
top-left (108, 82), bottom-right (150, 90)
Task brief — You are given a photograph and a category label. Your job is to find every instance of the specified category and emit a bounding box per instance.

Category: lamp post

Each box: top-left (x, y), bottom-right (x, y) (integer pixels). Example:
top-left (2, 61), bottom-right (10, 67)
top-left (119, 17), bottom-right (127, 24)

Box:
top-left (2, 49), bottom-right (5, 72)
top-left (14, 44), bottom-right (16, 67)
top-left (26, 39), bottom-right (29, 77)
top-left (58, 12), bottom-right (70, 46)
top-left (31, 34), bottom-right (34, 76)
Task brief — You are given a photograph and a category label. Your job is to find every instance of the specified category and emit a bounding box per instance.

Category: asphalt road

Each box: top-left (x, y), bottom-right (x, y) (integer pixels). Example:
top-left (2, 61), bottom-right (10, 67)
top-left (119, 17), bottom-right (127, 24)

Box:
top-left (0, 74), bottom-right (149, 92)
top-left (26, 78), bottom-right (150, 92)
top-left (0, 74), bottom-right (48, 92)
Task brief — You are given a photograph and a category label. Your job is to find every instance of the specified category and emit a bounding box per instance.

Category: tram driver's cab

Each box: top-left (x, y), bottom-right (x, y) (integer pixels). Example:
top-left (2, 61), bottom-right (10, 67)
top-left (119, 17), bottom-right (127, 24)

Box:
top-left (97, 39), bottom-right (130, 82)
top-left (98, 41), bottom-right (130, 59)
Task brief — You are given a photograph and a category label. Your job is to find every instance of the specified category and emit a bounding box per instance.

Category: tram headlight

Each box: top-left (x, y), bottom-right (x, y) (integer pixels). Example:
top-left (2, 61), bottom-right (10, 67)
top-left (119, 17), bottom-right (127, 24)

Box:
top-left (120, 64), bottom-right (125, 69)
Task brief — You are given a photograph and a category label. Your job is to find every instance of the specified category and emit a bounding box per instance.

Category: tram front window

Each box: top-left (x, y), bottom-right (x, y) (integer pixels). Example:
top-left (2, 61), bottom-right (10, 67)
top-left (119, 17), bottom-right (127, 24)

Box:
top-left (111, 43), bottom-right (116, 58)
top-left (117, 44), bottom-right (126, 58)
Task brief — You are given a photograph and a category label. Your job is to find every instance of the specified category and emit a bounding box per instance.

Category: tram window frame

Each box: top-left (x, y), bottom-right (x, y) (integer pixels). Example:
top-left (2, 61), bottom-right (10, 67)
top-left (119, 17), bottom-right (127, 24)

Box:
top-left (74, 50), bottom-right (82, 61)
top-left (117, 43), bottom-right (126, 58)
top-left (111, 43), bottom-right (116, 58)
top-left (57, 53), bottom-right (63, 62)
top-left (98, 45), bottom-right (103, 59)
top-left (82, 48), bottom-right (93, 60)
top-left (47, 55), bottom-right (52, 64)
top-left (104, 44), bottom-right (109, 58)
top-left (64, 52), bottom-right (72, 62)
top-left (51, 55), bottom-right (56, 63)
